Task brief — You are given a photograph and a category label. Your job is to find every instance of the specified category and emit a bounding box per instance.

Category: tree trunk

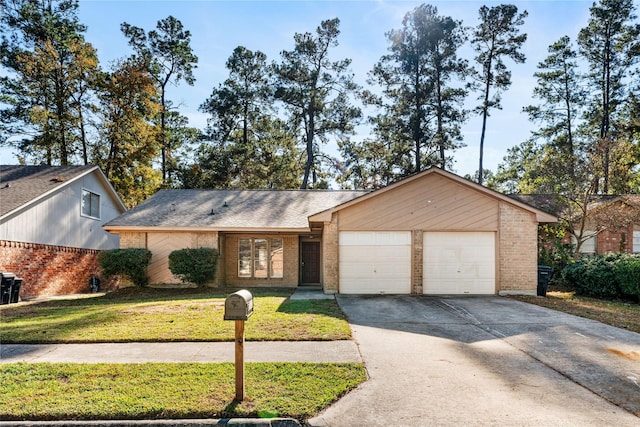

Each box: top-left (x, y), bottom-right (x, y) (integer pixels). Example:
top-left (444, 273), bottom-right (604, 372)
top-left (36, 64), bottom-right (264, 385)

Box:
top-left (301, 108), bottom-right (315, 190)
top-left (160, 88), bottom-right (167, 183)
top-left (478, 54), bottom-right (493, 186)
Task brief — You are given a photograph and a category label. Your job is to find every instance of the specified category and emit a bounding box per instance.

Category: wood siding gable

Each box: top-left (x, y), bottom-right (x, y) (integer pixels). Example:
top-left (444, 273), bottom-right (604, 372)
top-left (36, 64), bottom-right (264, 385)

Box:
top-left (338, 173), bottom-right (499, 231)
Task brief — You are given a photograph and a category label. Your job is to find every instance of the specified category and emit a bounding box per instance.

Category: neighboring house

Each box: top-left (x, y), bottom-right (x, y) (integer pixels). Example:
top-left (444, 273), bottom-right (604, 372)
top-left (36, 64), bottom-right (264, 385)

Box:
top-left (105, 168), bottom-right (556, 295)
top-left (511, 194), bottom-right (640, 256)
top-left (0, 165), bottom-right (126, 298)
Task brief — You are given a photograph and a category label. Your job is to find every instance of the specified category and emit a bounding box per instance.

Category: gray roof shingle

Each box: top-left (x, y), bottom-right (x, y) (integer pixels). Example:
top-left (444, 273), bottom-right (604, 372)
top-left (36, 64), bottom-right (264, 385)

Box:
top-left (105, 189), bottom-right (367, 230)
top-left (0, 165), bottom-right (96, 218)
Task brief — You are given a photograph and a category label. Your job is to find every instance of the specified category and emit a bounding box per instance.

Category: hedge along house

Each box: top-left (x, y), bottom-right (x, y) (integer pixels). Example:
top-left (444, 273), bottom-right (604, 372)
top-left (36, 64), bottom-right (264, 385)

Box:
top-left (0, 165), bottom-right (126, 298)
top-left (104, 168), bottom-right (557, 294)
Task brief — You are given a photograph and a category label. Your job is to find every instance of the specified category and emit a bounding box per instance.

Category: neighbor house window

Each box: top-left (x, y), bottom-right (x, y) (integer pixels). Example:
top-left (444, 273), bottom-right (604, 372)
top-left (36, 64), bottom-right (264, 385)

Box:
top-left (633, 230), bottom-right (640, 253)
top-left (573, 232), bottom-right (596, 254)
top-left (238, 238), bottom-right (284, 278)
top-left (81, 190), bottom-right (100, 219)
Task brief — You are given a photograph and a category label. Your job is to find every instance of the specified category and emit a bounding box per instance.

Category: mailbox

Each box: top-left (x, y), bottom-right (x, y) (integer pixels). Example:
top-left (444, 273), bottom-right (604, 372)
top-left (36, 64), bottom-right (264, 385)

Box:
top-left (224, 290), bottom-right (254, 321)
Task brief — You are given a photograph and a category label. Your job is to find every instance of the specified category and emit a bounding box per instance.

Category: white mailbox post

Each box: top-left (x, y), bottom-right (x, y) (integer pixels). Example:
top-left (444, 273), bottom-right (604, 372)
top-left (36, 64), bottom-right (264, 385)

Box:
top-left (224, 290), bottom-right (254, 401)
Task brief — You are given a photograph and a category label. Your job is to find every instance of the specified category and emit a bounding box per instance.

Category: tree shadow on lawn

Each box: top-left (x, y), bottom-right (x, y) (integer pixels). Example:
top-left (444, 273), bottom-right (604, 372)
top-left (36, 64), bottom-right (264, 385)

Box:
top-left (276, 298), bottom-right (346, 321)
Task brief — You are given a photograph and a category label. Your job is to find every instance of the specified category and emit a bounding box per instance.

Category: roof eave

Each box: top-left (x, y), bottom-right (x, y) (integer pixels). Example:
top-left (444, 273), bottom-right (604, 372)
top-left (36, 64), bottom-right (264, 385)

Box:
top-left (103, 225), bottom-right (311, 233)
top-left (536, 212), bottom-right (558, 223)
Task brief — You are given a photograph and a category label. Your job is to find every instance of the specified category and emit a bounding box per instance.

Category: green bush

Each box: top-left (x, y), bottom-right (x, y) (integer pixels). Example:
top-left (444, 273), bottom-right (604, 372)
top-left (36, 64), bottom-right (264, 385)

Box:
top-left (582, 254), bottom-right (623, 299)
top-left (561, 260), bottom-right (586, 287)
top-left (614, 255), bottom-right (640, 299)
top-left (561, 253), bottom-right (637, 300)
top-left (168, 248), bottom-right (219, 286)
top-left (98, 248), bottom-right (152, 287)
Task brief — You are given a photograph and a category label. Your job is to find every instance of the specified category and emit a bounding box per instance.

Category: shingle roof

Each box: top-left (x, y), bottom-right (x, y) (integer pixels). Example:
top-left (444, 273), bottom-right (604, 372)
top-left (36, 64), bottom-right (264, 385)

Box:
top-left (507, 194), bottom-right (566, 216)
top-left (104, 189), bottom-right (368, 230)
top-left (0, 165), bottom-right (97, 218)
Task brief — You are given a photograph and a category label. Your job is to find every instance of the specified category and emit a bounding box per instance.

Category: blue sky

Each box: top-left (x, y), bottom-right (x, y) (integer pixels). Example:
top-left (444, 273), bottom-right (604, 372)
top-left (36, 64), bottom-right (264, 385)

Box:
top-left (3, 0), bottom-right (632, 179)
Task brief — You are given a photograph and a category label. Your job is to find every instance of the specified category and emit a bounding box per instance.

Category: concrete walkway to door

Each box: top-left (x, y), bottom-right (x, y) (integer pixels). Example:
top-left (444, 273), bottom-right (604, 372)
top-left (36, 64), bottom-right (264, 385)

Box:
top-left (309, 295), bottom-right (640, 427)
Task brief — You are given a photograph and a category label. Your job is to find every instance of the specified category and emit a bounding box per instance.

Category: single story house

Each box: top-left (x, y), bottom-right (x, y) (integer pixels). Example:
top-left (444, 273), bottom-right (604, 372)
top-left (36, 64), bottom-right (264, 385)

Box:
top-left (512, 194), bottom-right (640, 255)
top-left (0, 165), bottom-right (126, 297)
top-left (104, 167), bottom-right (557, 295)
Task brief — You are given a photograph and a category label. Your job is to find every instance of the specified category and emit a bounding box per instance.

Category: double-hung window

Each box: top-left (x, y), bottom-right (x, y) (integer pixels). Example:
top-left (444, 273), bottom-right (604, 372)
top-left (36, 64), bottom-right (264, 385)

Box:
top-left (81, 190), bottom-right (100, 219)
top-left (572, 232), bottom-right (596, 255)
top-left (238, 238), bottom-right (284, 278)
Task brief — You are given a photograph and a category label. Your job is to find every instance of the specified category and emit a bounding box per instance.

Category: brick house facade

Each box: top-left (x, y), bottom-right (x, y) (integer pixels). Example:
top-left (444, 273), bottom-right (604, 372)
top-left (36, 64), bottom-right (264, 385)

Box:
top-left (106, 168), bottom-right (556, 295)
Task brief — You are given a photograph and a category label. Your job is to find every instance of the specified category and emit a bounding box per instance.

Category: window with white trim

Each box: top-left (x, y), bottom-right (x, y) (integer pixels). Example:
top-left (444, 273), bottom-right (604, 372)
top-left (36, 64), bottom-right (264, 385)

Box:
top-left (238, 238), bottom-right (284, 278)
top-left (81, 189), bottom-right (100, 219)
top-left (572, 232), bottom-right (597, 254)
top-left (633, 231), bottom-right (640, 253)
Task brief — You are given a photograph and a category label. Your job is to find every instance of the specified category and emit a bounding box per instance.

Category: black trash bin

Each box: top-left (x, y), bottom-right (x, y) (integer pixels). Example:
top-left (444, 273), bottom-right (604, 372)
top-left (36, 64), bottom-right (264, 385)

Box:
top-left (537, 265), bottom-right (553, 297)
top-left (1, 273), bottom-right (15, 305)
top-left (89, 275), bottom-right (101, 293)
top-left (10, 277), bottom-right (23, 303)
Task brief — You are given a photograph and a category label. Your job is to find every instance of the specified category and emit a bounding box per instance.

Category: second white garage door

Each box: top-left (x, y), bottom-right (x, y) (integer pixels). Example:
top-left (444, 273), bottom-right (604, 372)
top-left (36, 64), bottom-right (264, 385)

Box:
top-left (423, 232), bottom-right (496, 295)
top-left (339, 231), bottom-right (411, 294)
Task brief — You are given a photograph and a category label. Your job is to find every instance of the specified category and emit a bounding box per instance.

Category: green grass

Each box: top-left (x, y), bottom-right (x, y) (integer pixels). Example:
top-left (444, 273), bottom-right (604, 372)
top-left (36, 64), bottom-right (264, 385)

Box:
top-left (0, 362), bottom-right (367, 421)
top-left (0, 288), bottom-right (351, 343)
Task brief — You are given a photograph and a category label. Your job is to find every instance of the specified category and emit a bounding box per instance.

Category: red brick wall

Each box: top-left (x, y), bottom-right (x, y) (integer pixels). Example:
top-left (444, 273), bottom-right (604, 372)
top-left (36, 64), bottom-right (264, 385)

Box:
top-left (0, 240), bottom-right (117, 299)
top-left (596, 225), bottom-right (633, 254)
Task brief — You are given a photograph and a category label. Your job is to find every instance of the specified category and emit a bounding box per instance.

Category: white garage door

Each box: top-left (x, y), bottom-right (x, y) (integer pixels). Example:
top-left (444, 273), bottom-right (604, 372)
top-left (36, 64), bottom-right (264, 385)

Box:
top-left (423, 232), bottom-right (495, 295)
top-left (339, 231), bottom-right (411, 294)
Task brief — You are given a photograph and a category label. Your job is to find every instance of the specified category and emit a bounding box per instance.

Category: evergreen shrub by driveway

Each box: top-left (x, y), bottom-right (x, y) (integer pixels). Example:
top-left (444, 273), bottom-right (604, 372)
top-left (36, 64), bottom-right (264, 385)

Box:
top-left (562, 253), bottom-right (640, 301)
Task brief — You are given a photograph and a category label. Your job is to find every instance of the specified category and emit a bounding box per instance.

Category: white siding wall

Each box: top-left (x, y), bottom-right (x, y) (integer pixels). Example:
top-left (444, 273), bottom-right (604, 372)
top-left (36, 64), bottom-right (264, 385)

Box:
top-left (0, 171), bottom-right (121, 249)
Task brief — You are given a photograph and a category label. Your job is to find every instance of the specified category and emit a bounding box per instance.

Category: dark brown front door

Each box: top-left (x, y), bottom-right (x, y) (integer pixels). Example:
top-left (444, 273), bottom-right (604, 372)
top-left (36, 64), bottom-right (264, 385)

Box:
top-left (301, 241), bottom-right (320, 284)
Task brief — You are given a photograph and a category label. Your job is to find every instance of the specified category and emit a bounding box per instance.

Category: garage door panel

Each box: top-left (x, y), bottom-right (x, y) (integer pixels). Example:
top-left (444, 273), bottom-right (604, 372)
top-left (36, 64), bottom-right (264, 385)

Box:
top-left (340, 231), bottom-right (411, 246)
top-left (341, 245), bottom-right (409, 262)
top-left (339, 231), bottom-right (411, 294)
top-left (424, 232), bottom-right (495, 295)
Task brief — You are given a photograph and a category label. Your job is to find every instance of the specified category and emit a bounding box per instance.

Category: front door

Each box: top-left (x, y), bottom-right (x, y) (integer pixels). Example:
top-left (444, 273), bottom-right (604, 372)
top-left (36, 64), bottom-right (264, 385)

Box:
top-left (301, 241), bottom-right (321, 284)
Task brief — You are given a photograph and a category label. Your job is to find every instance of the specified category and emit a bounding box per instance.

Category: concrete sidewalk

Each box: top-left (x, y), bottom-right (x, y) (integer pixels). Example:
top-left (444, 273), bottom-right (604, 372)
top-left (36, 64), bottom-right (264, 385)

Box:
top-left (1, 287), bottom-right (357, 364)
top-left (0, 341), bottom-right (361, 364)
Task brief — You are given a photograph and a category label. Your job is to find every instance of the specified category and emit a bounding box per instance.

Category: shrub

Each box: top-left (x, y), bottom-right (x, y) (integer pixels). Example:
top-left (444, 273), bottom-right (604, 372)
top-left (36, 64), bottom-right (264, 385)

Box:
top-left (561, 260), bottom-right (586, 287)
top-left (98, 248), bottom-right (152, 287)
top-left (562, 253), bottom-right (624, 300)
top-left (168, 248), bottom-right (219, 286)
top-left (614, 255), bottom-right (640, 299)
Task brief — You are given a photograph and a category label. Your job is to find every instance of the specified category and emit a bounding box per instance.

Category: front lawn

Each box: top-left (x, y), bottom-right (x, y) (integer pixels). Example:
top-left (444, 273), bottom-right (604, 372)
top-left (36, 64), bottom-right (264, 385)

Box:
top-left (508, 291), bottom-right (640, 333)
top-left (0, 287), bottom-right (351, 343)
top-left (0, 362), bottom-right (367, 421)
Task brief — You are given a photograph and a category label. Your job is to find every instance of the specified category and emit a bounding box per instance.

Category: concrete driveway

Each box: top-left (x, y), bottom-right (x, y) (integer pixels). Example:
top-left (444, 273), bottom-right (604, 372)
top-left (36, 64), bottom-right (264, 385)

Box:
top-left (309, 295), bottom-right (640, 427)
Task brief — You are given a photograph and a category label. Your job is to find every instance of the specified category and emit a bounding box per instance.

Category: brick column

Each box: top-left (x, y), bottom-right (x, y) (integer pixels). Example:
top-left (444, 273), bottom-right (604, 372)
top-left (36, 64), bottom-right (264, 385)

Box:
top-left (412, 229), bottom-right (423, 294)
top-left (499, 203), bottom-right (537, 294)
top-left (322, 214), bottom-right (339, 294)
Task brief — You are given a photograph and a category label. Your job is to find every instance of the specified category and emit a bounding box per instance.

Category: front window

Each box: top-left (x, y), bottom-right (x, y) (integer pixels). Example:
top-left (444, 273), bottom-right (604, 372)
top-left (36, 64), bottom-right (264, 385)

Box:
top-left (81, 190), bottom-right (100, 219)
top-left (238, 238), bottom-right (284, 279)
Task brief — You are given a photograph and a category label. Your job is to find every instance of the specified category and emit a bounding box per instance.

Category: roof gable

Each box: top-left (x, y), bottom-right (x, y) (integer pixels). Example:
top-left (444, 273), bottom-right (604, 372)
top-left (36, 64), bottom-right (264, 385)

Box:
top-left (309, 168), bottom-right (557, 223)
top-left (0, 165), bottom-right (126, 219)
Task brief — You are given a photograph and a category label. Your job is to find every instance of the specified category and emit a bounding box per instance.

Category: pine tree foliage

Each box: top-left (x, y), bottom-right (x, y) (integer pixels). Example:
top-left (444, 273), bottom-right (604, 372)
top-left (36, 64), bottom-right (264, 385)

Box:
top-left (121, 15), bottom-right (198, 184)
top-left (343, 4), bottom-right (469, 189)
top-left (273, 18), bottom-right (361, 189)
top-left (0, 0), bottom-right (100, 165)
top-left (471, 4), bottom-right (528, 184)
